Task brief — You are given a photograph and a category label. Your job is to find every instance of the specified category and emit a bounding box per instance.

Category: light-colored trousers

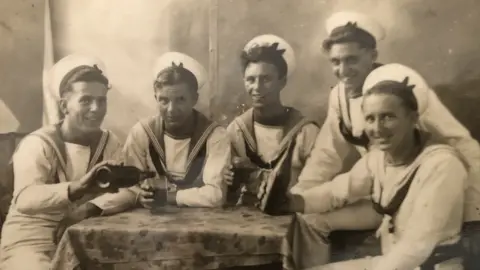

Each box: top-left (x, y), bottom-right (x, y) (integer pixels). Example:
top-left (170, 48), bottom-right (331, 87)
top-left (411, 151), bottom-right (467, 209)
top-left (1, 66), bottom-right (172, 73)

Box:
top-left (308, 256), bottom-right (463, 270)
top-left (282, 199), bottom-right (383, 270)
top-left (282, 199), bottom-right (464, 270)
top-left (0, 247), bottom-right (53, 270)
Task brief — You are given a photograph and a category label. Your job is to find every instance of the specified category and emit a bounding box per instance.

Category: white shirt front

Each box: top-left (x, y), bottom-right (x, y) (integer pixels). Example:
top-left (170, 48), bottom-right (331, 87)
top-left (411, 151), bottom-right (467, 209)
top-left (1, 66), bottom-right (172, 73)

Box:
top-left (164, 135), bottom-right (190, 176)
top-left (123, 120), bottom-right (231, 208)
top-left (64, 142), bottom-right (90, 183)
top-left (253, 123), bottom-right (283, 163)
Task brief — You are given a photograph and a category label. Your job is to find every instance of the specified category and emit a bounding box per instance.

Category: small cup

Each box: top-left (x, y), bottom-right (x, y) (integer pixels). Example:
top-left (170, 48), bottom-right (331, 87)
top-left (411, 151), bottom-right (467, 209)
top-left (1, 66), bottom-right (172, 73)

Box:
top-left (145, 177), bottom-right (167, 213)
top-left (152, 188), bottom-right (167, 207)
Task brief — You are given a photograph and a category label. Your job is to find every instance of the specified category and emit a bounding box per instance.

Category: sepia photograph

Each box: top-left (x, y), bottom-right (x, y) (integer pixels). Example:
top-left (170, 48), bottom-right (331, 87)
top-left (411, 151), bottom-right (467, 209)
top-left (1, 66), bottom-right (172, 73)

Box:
top-left (1, 0), bottom-right (480, 269)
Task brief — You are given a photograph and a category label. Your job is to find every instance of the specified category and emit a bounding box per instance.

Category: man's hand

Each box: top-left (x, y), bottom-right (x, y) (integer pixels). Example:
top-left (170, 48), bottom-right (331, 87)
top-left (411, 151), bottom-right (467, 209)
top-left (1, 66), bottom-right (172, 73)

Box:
top-left (223, 165), bottom-right (235, 186)
top-left (232, 157), bottom-right (257, 170)
top-left (226, 157), bottom-right (258, 187)
top-left (137, 180), bottom-right (155, 209)
top-left (54, 202), bottom-right (102, 244)
top-left (68, 160), bottom-right (123, 201)
top-left (286, 194), bottom-right (305, 213)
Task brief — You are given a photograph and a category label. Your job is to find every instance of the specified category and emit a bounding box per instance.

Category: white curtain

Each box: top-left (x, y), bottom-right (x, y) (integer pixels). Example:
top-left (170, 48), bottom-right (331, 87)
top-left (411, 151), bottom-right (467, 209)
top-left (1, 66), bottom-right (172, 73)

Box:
top-left (42, 0), bottom-right (57, 126)
top-left (41, 0), bottom-right (213, 140)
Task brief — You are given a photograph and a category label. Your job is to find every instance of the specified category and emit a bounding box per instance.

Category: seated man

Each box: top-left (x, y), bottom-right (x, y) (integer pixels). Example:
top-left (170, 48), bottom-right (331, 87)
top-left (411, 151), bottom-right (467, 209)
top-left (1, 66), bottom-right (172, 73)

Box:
top-left (283, 11), bottom-right (480, 268)
top-left (123, 52), bottom-right (230, 209)
top-left (0, 54), bottom-right (134, 270)
top-left (284, 64), bottom-right (466, 270)
top-left (226, 35), bottom-right (319, 215)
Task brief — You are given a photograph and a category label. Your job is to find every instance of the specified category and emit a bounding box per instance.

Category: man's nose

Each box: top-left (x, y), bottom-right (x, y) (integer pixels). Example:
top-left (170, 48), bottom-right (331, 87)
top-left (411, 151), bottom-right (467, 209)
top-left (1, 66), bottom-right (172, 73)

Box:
top-left (338, 62), bottom-right (348, 76)
top-left (89, 100), bottom-right (100, 112)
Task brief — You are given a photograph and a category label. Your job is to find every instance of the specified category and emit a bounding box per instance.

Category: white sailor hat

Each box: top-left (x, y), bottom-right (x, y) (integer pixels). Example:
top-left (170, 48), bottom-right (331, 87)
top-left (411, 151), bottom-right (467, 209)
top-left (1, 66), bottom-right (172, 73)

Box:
top-left (326, 11), bottom-right (386, 42)
top-left (362, 63), bottom-right (430, 114)
top-left (153, 52), bottom-right (207, 90)
top-left (243, 34), bottom-right (296, 77)
top-left (48, 54), bottom-right (108, 100)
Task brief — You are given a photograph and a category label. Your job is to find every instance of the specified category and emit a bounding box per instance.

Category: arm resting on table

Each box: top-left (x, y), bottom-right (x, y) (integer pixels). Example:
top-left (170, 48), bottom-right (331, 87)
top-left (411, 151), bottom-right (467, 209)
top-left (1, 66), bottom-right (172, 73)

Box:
top-left (176, 127), bottom-right (231, 207)
top-left (300, 155), bottom-right (373, 214)
top-left (291, 91), bottom-right (357, 194)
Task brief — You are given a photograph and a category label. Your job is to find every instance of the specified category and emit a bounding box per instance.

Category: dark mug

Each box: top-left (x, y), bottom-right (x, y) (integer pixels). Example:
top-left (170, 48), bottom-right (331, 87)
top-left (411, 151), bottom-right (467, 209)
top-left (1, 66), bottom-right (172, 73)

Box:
top-left (147, 177), bottom-right (170, 214)
top-left (150, 187), bottom-right (179, 215)
top-left (152, 188), bottom-right (167, 207)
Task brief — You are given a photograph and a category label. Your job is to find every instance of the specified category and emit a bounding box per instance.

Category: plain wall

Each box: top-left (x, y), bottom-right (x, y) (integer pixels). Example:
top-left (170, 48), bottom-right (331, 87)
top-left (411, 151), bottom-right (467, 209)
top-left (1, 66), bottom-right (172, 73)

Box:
top-left (215, 0), bottom-right (480, 141)
top-left (1, 0), bottom-right (480, 140)
top-left (48, 0), bottom-right (213, 140)
top-left (0, 0), bottom-right (44, 133)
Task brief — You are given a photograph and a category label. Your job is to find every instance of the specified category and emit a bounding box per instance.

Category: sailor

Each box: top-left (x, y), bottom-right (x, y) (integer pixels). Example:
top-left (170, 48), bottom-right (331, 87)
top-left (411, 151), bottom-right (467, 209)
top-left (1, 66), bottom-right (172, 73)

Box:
top-left (284, 11), bottom-right (480, 268)
top-left (0, 54), bottom-right (134, 270)
top-left (226, 34), bottom-right (319, 215)
top-left (123, 52), bottom-right (231, 209)
top-left (288, 63), bottom-right (466, 269)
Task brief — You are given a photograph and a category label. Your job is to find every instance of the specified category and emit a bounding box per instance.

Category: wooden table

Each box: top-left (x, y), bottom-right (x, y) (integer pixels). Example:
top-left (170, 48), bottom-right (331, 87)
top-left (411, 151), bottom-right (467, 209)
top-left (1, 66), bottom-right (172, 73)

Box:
top-left (51, 207), bottom-right (291, 270)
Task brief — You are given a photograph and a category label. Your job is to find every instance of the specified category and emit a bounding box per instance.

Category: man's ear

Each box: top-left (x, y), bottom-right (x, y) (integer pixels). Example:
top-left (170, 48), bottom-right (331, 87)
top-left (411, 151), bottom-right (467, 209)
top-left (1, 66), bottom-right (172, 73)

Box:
top-left (278, 76), bottom-right (287, 91)
top-left (410, 110), bottom-right (420, 125)
top-left (370, 49), bottom-right (378, 62)
top-left (59, 98), bottom-right (68, 116)
top-left (192, 91), bottom-right (199, 103)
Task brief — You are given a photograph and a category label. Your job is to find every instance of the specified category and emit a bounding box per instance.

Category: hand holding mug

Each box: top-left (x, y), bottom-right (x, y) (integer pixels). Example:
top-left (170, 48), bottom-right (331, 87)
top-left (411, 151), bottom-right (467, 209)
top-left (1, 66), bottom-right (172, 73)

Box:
top-left (138, 179), bottom-right (155, 209)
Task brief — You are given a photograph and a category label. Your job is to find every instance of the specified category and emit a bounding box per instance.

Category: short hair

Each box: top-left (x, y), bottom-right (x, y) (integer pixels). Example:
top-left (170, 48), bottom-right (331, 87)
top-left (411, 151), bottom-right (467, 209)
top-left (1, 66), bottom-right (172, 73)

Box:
top-left (154, 64), bottom-right (198, 92)
top-left (363, 78), bottom-right (418, 112)
top-left (323, 22), bottom-right (376, 51)
top-left (241, 43), bottom-right (288, 79)
top-left (59, 65), bottom-right (109, 98)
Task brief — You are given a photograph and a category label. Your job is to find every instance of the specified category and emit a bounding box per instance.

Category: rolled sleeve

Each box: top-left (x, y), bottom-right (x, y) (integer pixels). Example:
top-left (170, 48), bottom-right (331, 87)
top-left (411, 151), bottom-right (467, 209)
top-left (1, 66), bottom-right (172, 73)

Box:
top-left (302, 155), bottom-right (373, 213)
top-left (89, 189), bottom-right (138, 215)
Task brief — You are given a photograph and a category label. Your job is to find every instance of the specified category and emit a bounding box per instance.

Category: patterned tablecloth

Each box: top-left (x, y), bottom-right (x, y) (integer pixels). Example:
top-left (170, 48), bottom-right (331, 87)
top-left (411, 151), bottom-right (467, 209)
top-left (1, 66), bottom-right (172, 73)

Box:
top-left (51, 206), bottom-right (292, 270)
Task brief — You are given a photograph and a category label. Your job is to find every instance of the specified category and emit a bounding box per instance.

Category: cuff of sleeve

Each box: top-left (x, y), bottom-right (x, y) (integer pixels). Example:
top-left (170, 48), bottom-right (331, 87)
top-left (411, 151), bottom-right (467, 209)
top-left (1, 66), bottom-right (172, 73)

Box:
top-left (289, 194), bottom-right (305, 213)
top-left (89, 196), bottom-right (111, 216)
top-left (60, 182), bottom-right (74, 204)
top-left (89, 189), bottom-right (137, 215)
top-left (330, 173), bottom-right (350, 203)
top-left (88, 201), bottom-right (106, 216)
top-left (83, 202), bottom-right (103, 217)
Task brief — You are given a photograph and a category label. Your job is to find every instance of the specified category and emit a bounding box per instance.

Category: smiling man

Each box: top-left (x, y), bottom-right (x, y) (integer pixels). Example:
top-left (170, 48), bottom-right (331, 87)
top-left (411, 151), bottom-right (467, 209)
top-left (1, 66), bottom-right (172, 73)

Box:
top-left (292, 11), bottom-right (480, 218)
top-left (121, 52), bottom-right (230, 209)
top-left (283, 11), bottom-right (480, 269)
top-left (226, 35), bottom-right (319, 215)
top-left (0, 55), bottom-right (134, 270)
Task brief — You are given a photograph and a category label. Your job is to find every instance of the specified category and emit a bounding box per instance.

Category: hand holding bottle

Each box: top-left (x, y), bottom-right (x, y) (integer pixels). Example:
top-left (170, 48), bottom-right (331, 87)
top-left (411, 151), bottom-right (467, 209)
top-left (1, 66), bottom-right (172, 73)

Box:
top-left (68, 160), bottom-right (122, 201)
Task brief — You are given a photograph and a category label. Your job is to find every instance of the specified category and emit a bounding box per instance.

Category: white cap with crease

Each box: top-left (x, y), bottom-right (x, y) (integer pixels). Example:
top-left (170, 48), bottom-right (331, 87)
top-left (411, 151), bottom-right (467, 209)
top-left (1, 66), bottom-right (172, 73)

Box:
top-left (243, 34), bottom-right (296, 78)
top-left (363, 63), bottom-right (430, 115)
top-left (326, 11), bottom-right (386, 42)
top-left (153, 52), bottom-right (207, 90)
top-left (48, 54), bottom-right (108, 100)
